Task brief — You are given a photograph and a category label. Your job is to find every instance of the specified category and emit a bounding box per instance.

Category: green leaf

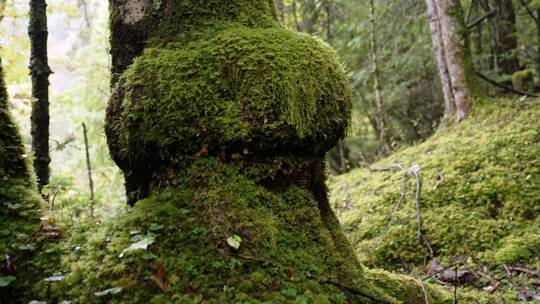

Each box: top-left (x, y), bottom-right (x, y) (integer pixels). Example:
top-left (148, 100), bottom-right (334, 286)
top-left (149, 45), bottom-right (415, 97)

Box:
top-left (119, 236), bottom-right (155, 258)
top-left (0, 276), bottom-right (16, 287)
top-left (94, 287), bottom-right (123, 297)
top-left (149, 223), bottom-right (164, 231)
top-left (226, 234), bottom-right (242, 250)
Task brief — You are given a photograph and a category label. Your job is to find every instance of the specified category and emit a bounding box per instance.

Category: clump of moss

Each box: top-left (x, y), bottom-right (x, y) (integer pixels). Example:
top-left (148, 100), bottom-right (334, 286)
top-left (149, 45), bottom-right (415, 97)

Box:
top-left (106, 25), bottom-right (351, 202)
top-left (511, 70), bottom-right (534, 92)
top-left (330, 97), bottom-right (540, 271)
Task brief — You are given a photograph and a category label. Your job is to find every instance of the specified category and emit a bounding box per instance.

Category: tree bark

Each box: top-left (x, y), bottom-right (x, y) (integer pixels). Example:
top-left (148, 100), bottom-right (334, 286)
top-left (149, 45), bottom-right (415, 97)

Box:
top-left (426, 0), bottom-right (475, 121)
top-left (425, 0), bottom-right (456, 123)
top-left (28, 0), bottom-right (51, 190)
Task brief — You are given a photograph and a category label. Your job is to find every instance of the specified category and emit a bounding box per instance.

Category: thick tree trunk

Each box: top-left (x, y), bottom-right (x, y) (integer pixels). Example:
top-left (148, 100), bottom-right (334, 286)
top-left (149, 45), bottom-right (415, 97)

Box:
top-left (487, 0), bottom-right (519, 75)
top-left (426, 0), bottom-right (475, 121)
top-left (28, 0), bottom-right (51, 190)
top-left (100, 1), bottom-right (459, 302)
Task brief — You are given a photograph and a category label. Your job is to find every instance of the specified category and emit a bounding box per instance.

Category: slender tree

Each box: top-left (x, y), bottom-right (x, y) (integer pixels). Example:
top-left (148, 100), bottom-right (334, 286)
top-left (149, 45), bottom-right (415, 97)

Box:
top-left (368, 0), bottom-right (391, 152)
top-left (518, 0), bottom-right (540, 79)
top-left (28, 0), bottom-right (51, 191)
top-left (426, 0), bottom-right (455, 121)
top-left (426, 0), bottom-right (476, 121)
top-left (483, 0), bottom-right (519, 75)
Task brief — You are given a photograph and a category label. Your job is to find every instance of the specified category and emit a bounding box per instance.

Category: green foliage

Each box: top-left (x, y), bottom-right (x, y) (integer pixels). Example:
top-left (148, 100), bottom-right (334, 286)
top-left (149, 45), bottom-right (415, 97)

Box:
top-left (330, 98), bottom-right (540, 270)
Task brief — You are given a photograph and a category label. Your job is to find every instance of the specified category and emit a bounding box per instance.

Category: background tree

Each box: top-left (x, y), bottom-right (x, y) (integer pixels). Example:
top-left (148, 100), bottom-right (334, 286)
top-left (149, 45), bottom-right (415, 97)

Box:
top-left (478, 0), bottom-right (519, 76)
top-left (28, 0), bottom-right (51, 191)
top-left (426, 0), bottom-right (475, 121)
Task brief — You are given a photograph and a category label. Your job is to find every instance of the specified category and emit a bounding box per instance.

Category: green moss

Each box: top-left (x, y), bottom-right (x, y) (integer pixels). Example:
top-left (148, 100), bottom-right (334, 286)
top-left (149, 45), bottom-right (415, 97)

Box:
top-left (511, 69), bottom-right (534, 92)
top-left (106, 25), bottom-right (351, 202)
top-left (330, 97), bottom-right (540, 270)
top-left (109, 25), bottom-right (350, 159)
top-left (0, 59), bottom-right (29, 182)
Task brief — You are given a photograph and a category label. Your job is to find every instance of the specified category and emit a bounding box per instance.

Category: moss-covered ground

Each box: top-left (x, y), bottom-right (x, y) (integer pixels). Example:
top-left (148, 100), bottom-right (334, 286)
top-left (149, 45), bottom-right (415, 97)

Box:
top-left (330, 97), bottom-right (539, 300)
top-left (20, 159), bottom-right (504, 303)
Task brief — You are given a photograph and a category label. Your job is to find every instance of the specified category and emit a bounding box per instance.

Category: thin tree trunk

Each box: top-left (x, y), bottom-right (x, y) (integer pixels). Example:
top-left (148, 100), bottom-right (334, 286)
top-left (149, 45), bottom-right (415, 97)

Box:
top-left (487, 0), bottom-right (519, 75)
top-left (368, 0), bottom-right (391, 153)
top-left (536, 8), bottom-right (540, 78)
top-left (436, 0), bottom-right (475, 121)
top-left (292, 0), bottom-right (301, 31)
top-left (28, 0), bottom-right (51, 191)
top-left (425, 0), bottom-right (456, 123)
top-left (82, 123), bottom-right (95, 218)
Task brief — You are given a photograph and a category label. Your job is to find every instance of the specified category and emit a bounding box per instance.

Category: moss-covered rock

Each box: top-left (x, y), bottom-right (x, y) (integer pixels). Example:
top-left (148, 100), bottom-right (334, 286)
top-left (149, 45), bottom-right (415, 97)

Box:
top-left (330, 97), bottom-right (540, 271)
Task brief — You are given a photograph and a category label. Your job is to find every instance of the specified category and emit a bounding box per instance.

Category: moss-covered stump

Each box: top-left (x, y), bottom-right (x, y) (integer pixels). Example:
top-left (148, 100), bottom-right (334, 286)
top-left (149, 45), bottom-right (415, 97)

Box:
top-left (330, 98), bottom-right (539, 299)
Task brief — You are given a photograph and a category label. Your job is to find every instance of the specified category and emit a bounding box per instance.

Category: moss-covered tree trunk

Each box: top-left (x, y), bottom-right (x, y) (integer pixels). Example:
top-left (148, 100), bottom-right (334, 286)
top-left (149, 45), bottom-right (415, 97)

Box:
top-left (95, 1), bottom-right (462, 303)
top-left (28, 0), bottom-right (51, 191)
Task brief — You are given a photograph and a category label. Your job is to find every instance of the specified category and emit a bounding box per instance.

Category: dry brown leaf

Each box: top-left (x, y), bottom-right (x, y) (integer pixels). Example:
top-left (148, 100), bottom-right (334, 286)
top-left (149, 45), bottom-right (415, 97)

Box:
top-left (152, 261), bottom-right (169, 291)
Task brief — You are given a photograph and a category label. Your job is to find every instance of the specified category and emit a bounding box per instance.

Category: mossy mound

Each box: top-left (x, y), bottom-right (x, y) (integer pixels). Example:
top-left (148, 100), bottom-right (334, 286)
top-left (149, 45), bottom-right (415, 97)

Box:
top-left (106, 25), bottom-right (351, 202)
top-left (30, 159), bottom-right (485, 304)
top-left (330, 98), bottom-right (540, 270)
top-left (0, 59), bottom-right (57, 303)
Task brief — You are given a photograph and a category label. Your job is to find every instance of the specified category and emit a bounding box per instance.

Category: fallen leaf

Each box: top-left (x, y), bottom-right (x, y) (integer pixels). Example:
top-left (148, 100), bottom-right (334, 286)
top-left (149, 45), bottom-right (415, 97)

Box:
top-left (483, 285), bottom-right (496, 294)
top-left (152, 261), bottom-right (169, 291)
top-left (226, 235), bottom-right (242, 250)
top-left (36, 225), bottom-right (64, 238)
top-left (0, 276), bottom-right (16, 287)
top-left (119, 236), bottom-right (155, 258)
top-left (44, 275), bottom-right (65, 282)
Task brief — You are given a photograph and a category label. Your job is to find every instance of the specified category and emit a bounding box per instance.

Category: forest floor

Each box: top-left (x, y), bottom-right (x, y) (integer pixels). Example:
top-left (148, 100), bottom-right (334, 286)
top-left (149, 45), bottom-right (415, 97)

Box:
top-left (330, 96), bottom-right (540, 302)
